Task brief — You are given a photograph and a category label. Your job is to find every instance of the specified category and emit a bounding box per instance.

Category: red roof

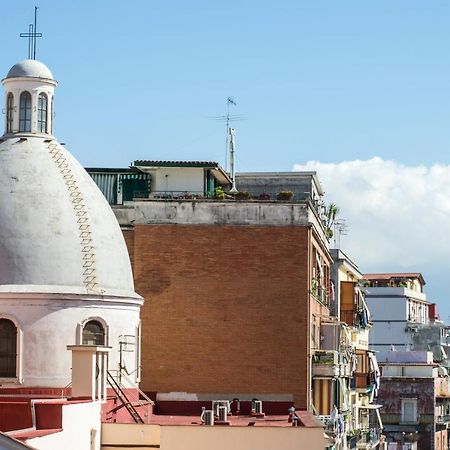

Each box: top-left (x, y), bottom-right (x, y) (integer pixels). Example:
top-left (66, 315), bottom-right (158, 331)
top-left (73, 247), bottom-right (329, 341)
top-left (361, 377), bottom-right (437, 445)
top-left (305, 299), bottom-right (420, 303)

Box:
top-left (363, 273), bottom-right (425, 285)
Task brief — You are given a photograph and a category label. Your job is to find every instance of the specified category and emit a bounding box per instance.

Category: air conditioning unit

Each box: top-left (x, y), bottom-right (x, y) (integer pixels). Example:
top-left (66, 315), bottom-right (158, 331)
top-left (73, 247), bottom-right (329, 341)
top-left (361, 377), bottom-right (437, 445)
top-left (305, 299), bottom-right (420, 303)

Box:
top-left (201, 408), bottom-right (214, 426)
top-left (212, 400), bottom-right (231, 417)
top-left (218, 405), bottom-right (228, 422)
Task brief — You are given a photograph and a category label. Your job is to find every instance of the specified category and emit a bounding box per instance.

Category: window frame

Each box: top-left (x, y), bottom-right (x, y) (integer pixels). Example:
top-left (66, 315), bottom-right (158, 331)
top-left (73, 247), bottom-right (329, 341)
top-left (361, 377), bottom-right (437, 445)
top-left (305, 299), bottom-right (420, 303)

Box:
top-left (37, 92), bottom-right (48, 133)
top-left (6, 93), bottom-right (14, 133)
top-left (0, 315), bottom-right (22, 384)
top-left (401, 397), bottom-right (418, 423)
top-left (78, 317), bottom-right (108, 346)
top-left (19, 91), bottom-right (32, 133)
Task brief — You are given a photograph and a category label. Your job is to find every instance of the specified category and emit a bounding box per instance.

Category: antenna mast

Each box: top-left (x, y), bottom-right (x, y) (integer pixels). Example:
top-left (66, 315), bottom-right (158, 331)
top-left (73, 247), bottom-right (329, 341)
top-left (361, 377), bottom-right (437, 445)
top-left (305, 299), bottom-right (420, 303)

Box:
top-left (333, 219), bottom-right (348, 249)
top-left (229, 127), bottom-right (237, 193)
top-left (225, 97), bottom-right (236, 171)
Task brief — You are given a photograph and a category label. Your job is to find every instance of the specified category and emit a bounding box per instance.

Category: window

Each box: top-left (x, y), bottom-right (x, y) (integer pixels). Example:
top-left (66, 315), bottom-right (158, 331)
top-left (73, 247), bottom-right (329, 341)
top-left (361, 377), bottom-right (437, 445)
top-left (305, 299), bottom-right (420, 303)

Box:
top-left (82, 320), bottom-right (106, 346)
top-left (37, 93), bottom-right (48, 133)
top-left (401, 398), bottom-right (417, 423)
top-left (0, 319), bottom-right (17, 378)
top-left (19, 91), bottom-right (32, 132)
top-left (6, 93), bottom-right (13, 133)
top-left (50, 96), bottom-right (54, 133)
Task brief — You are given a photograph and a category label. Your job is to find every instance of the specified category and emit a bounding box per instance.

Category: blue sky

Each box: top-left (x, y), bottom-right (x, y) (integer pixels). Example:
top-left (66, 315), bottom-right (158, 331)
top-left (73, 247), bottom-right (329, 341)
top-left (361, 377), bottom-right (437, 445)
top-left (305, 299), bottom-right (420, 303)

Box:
top-left (3, 1), bottom-right (450, 169)
top-left (2, 2), bottom-right (450, 315)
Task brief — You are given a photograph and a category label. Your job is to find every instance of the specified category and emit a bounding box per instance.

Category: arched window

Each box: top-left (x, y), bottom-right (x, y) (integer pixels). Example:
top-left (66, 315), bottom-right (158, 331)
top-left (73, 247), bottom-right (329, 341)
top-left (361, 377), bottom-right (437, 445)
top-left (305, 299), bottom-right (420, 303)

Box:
top-left (37, 93), bottom-right (48, 133)
top-left (6, 93), bottom-right (14, 133)
top-left (0, 319), bottom-right (17, 378)
top-left (19, 92), bottom-right (32, 132)
top-left (82, 320), bottom-right (106, 346)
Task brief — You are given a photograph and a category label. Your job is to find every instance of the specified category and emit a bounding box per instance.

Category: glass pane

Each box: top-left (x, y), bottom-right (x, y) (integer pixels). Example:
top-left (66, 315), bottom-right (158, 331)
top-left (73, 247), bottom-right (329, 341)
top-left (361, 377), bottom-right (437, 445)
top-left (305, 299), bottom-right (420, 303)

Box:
top-left (0, 319), bottom-right (17, 378)
top-left (6, 94), bottom-right (13, 133)
top-left (82, 320), bottom-right (105, 346)
top-left (38, 93), bottom-right (48, 133)
top-left (19, 92), bottom-right (32, 132)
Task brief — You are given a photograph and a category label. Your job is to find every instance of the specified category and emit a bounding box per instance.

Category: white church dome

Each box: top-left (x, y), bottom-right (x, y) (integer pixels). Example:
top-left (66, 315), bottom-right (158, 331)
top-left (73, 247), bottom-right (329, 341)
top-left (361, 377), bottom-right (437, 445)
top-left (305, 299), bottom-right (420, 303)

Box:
top-left (0, 137), bottom-right (137, 297)
top-left (6, 59), bottom-right (54, 80)
top-left (0, 60), bottom-right (138, 298)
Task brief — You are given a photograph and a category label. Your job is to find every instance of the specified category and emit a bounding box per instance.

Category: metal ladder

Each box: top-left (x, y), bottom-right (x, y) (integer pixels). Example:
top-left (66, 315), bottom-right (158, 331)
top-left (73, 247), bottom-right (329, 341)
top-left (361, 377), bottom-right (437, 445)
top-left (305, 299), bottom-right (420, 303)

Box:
top-left (106, 371), bottom-right (144, 424)
top-left (47, 141), bottom-right (98, 291)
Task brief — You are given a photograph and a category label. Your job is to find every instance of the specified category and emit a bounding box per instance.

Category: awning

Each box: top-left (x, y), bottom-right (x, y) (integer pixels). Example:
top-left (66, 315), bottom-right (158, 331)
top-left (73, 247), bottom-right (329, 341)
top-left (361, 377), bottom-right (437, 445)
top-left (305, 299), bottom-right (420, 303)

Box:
top-left (359, 404), bottom-right (382, 410)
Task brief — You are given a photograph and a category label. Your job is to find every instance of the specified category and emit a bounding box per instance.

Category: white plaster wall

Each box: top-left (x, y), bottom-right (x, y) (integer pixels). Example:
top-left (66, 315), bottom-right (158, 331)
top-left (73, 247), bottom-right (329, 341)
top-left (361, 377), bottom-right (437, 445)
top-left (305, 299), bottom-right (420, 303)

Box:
top-left (2, 78), bottom-right (56, 136)
top-left (0, 295), bottom-right (141, 388)
top-left (0, 138), bottom-right (136, 297)
top-left (26, 401), bottom-right (102, 450)
top-left (383, 365), bottom-right (436, 378)
top-left (365, 296), bottom-right (407, 322)
top-left (159, 426), bottom-right (327, 450)
top-left (152, 167), bottom-right (205, 193)
top-left (114, 201), bottom-right (310, 227)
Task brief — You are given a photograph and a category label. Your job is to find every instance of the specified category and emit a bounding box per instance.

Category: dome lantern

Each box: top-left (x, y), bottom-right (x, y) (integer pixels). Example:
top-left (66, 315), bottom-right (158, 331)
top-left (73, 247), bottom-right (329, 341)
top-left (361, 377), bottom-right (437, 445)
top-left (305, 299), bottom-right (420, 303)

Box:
top-left (2, 59), bottom-right (57, 137)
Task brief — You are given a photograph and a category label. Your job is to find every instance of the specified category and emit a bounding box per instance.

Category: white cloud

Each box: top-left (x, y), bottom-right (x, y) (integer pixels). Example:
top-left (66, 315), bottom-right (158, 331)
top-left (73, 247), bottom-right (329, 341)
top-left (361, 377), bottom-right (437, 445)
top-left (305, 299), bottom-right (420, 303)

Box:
top-left (293, 157), bottom-right (450, 271)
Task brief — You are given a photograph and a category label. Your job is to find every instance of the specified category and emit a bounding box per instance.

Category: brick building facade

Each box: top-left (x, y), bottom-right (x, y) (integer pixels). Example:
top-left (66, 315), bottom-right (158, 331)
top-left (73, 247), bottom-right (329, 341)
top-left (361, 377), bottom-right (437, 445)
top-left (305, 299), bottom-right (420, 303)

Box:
top-left (114, 195), bottom-right (332, 410)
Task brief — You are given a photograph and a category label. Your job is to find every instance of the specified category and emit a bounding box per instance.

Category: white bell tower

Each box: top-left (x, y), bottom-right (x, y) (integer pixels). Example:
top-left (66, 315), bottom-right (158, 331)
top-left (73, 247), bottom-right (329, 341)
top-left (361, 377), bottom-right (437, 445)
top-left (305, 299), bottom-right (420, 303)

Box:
top-left (2, 60), bottom-right (57, 137)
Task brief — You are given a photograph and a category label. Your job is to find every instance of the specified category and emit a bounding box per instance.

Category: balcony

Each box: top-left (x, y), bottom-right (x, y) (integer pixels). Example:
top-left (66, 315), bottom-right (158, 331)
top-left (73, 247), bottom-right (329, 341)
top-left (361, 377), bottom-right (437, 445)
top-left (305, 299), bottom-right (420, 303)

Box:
top-left (436, 414), bottom-right (450, 424)
top-left (311, 285), bottom-right (330, 307)
top-left (356, 428), bottom-right (382, 449)
top-left (312, 351), bottom-right (351, 378)
top-left (352, 373), bottom-right (372, 390)
top-left (312, 351), bottom-right (339, 377)
top-left (318, 414), bottom-right (345, 438)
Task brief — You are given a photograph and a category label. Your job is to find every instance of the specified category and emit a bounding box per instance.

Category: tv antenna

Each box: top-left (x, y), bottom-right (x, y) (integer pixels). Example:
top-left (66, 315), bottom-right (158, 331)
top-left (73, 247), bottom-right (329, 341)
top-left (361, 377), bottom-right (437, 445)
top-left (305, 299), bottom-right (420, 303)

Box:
top-left (20, 6), bottom-right (43, 60)
top-left (333, 219), bottom-right (348, 249)
top-left (211, 97), bottom-right (245, 171)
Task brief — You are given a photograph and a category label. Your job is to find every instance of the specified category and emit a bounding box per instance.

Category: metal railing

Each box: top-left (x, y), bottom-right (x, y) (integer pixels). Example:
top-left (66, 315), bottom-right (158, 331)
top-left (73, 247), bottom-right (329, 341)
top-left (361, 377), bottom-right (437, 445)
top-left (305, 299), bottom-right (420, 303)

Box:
top-left (357, 428), bottom-right (382, 446)
top-left (437, 414), bottom-right (450, 424)
top-left (108, 369), bottom-right (154, 422)
top-left (311, 285), bottom-right (330, 307)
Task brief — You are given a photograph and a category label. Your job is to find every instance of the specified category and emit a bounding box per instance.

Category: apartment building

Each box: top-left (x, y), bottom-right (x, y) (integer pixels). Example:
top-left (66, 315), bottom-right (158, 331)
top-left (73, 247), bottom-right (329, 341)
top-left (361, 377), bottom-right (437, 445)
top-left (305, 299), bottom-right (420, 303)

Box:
top-left (88, 166), bottom-right (333, 410)
top-left (378, 351), bottom-right (450, 450)
top-left (364, 273), bottom-right (430, 361)
top-left (315, 249), bottom-right (384, 449)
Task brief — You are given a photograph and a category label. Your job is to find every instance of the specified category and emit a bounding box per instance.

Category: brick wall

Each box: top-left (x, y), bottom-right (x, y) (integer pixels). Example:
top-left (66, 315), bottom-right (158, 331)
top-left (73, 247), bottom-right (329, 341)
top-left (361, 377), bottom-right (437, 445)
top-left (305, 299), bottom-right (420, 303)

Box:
top-left (122, 229), bottom-right (135, 271)
top-left (127, 224), bottom-right (315, 408)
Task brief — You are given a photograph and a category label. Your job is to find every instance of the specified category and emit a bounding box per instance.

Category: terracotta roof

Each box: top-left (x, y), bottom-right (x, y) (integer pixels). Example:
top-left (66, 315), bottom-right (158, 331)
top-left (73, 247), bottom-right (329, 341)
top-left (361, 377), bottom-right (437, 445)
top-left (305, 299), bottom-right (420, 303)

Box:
top-left (363, 273), bottom-right (425, 285)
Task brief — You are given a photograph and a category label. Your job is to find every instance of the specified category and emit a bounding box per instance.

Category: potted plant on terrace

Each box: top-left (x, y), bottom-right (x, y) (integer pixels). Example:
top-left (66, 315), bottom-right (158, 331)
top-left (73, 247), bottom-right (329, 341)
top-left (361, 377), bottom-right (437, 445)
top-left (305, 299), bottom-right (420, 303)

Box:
top-left (276, 191), bottom-right (294, 201)
top-left (234, 191), bottom-right (250, 200)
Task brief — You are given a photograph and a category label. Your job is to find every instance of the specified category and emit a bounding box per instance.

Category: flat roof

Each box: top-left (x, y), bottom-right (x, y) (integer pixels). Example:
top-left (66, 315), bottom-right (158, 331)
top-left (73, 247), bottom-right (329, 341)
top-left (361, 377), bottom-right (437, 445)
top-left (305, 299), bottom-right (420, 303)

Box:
top-left (149, 411), bottom-right (324, 428)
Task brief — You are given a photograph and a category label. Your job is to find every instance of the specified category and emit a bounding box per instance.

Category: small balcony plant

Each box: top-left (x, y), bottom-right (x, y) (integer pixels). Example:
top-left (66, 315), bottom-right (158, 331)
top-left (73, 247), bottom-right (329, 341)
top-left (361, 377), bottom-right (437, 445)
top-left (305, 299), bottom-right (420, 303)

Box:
top-left (277, 191), bottom-right (294, 201)
top-left (213, 186), bottom-right (226, 199)
top-left (234, 191), bottom-right (251, 200)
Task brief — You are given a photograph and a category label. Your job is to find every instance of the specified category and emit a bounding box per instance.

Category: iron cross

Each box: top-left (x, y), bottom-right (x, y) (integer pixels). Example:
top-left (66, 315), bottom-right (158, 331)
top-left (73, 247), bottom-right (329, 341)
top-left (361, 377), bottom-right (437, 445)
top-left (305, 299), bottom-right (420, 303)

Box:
top-left (20, 7), bottom-right (43, 60)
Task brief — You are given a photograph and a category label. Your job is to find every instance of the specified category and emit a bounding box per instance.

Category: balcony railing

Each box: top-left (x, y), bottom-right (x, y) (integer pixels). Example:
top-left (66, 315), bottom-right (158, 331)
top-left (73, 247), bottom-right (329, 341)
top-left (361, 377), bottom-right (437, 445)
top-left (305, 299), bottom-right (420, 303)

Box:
top-left (437, 414), bottom-right (450, 424)
top-left (312, 351), bottom-right (351, 378)
top-left (356, 428), bottom-right (382, 448)
top-left (318, 415), bottom-right (345, 437)
top-left (311, 285), bottom-right (329, 307)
